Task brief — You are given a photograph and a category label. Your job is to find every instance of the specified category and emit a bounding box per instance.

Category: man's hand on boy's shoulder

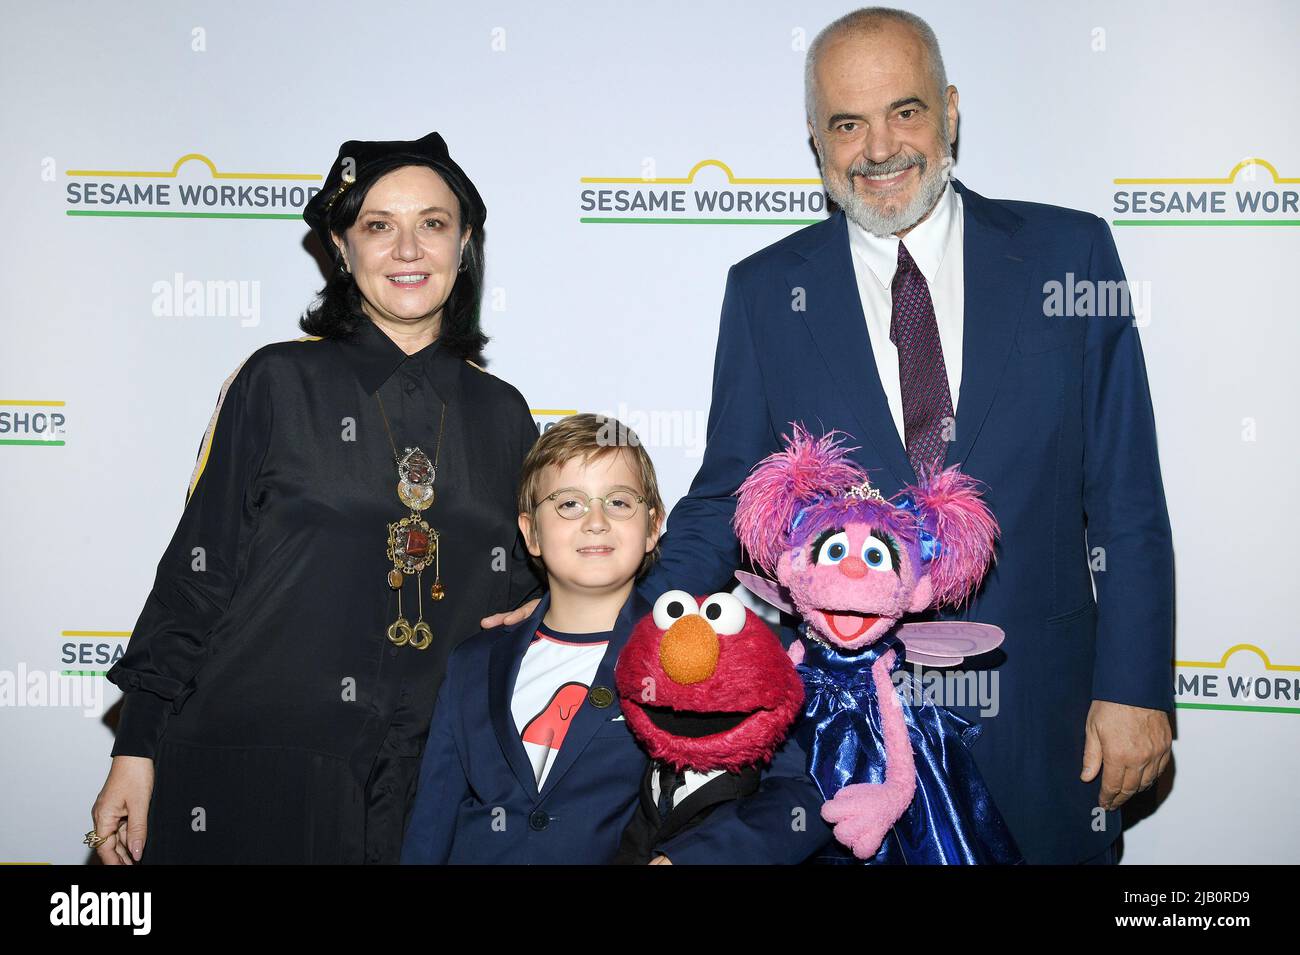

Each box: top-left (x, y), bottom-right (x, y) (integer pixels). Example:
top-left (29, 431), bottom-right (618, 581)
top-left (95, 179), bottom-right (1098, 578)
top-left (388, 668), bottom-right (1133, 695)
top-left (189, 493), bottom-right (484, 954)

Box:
top-left (480, 597), bottom-right (540, 630)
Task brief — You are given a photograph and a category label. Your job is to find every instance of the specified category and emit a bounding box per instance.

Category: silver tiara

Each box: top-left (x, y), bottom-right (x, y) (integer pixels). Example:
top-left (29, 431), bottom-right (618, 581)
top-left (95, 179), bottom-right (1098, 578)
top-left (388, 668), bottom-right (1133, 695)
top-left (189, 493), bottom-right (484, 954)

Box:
top-left (843, 479), bottom-right (885, 503)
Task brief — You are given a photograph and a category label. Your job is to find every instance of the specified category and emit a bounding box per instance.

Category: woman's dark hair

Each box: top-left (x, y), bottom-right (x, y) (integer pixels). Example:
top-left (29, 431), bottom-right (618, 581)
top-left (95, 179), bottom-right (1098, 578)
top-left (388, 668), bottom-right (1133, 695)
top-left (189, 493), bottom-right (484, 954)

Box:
top-left (299, 155), bottom-right (488, 363)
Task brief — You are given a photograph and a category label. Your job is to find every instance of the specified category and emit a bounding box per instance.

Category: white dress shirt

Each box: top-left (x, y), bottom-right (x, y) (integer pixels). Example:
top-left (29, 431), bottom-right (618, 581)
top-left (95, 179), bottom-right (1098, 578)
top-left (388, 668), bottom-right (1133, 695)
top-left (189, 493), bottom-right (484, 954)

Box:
top-left (650, 762), bottom-right (725, 809)
top-left (846, 181), bottom-right (965, 445)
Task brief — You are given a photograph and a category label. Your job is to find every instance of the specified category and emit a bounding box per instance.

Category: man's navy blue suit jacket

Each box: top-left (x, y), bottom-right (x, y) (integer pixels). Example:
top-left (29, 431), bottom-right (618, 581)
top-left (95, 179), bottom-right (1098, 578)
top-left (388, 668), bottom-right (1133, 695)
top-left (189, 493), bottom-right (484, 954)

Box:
top-left (641, 178), bottom-right (1176, 864)
top-left (400, 589), bottom-right (833, 864)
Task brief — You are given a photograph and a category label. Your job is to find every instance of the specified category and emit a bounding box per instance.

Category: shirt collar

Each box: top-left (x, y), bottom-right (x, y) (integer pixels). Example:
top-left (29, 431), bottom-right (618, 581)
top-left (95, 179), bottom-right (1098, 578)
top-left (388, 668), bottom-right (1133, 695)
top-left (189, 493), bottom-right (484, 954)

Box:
top-left (847, 179), bottom-right (959, 289)
top-left (340, 317), bottom-right (461, 400)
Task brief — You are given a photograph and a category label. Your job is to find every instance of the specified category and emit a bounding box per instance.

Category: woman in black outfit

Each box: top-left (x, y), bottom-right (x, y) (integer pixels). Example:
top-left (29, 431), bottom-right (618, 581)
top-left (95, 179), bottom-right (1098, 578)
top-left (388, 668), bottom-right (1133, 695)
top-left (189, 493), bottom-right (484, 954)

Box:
top-left (89, 132), bottom-right (541, 863)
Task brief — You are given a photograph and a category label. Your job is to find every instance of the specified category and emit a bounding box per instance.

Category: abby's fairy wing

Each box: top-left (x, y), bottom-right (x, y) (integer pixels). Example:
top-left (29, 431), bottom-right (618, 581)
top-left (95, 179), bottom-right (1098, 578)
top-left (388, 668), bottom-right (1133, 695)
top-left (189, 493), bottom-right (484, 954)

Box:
top-left (894, 621), bottom-right (1005, 667)
top-left (735, 570), bottom-right (796, 615)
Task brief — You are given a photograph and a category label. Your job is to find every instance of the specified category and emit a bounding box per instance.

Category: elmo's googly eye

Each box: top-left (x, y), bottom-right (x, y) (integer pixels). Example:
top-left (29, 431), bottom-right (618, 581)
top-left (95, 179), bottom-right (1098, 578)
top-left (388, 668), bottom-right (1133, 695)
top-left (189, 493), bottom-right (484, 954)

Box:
top-left (861, 535), bottom-right (895, 572)
top-left (653, 590), bottom-right (699, 630)
top-left (814, 531), bottom-right (851, 566)
top-left (699, 592), bottom-right (746, 635)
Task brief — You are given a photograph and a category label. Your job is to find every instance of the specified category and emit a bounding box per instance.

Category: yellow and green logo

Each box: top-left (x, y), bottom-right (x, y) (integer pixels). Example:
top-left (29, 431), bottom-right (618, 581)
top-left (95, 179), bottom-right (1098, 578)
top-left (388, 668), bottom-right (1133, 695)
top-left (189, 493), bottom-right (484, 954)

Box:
top-left (59, 630), bottom-right (130, 676)
top-left (64, 152), bottom-right (321, 220)
top-left (580, 159), bottom-right (825, 225)
top-left (1176, 644), bottom-right (1299, 714)
top-left (0, 399), bottom-right (65, 446)
top-left (1111, 158), bottom-right (1298, 226)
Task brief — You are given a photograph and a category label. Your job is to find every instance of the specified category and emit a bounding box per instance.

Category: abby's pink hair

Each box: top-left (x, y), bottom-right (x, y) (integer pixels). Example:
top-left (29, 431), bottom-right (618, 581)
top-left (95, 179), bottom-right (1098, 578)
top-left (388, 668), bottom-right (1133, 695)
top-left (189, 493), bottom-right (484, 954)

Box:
top-left (905, 465), bottom-right (1000, 606)
top-left (733, 425), bottom-right (865, 576)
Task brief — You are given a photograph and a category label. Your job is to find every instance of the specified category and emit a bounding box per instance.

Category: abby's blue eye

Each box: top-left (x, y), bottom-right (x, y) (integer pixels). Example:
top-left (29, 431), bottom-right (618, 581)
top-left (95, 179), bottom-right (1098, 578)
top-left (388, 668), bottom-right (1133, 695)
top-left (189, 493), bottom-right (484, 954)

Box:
top-left (815, 531), bottom-right (851, 566)
top-left (861, 535), bottom-right (895, 572)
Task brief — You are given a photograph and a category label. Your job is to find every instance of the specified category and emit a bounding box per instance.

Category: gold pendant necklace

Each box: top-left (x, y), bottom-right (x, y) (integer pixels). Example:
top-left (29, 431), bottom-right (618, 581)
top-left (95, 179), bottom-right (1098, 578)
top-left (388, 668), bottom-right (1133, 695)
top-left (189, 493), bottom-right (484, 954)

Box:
top-left (376, 394), bottom-right (447, 651)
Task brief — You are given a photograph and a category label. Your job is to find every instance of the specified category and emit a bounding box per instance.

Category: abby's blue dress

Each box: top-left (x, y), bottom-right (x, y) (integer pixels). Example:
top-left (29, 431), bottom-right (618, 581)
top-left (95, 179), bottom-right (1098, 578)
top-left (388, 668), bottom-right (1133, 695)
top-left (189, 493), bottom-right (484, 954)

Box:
top-left (792, 629), bottom-right (1023, 864)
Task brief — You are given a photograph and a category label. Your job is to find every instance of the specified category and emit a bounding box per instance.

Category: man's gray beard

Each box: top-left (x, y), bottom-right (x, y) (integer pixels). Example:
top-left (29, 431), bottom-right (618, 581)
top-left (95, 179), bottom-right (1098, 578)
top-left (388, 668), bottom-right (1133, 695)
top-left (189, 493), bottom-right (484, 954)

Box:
top-left (824, 151), bottom-right (952, 237)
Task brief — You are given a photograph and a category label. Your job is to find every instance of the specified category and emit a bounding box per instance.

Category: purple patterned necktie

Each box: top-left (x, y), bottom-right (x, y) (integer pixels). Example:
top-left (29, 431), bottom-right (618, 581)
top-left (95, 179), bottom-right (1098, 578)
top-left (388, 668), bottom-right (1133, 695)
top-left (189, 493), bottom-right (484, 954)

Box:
top-left (890, 241), bottom-right (953, 478)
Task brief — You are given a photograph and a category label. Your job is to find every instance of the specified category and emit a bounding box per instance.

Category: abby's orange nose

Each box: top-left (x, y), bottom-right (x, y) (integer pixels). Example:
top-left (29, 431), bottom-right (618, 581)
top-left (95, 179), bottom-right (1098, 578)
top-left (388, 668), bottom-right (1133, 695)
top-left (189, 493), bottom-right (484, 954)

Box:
top-left (659, 615), bottom-right (719, 685)
top-left (838, 556), bottom-right (868, 579)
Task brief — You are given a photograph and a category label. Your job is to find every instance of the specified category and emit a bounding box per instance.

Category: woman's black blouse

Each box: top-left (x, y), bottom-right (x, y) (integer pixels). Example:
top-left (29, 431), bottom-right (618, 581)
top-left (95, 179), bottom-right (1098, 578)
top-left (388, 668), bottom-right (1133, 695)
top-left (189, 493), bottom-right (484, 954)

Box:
top-left (105, 319), bottom-right (541, 863)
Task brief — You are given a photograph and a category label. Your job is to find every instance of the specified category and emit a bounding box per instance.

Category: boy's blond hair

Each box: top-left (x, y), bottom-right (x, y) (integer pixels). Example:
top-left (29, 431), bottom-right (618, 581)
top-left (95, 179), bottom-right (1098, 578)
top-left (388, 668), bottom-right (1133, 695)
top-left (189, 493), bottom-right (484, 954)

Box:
top-left (518, 414), bottom-right (664, 577)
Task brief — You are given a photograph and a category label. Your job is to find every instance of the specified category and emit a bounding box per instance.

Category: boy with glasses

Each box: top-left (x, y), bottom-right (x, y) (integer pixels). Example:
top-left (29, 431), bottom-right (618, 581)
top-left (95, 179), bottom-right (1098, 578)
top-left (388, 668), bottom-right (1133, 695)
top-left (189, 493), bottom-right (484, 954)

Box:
top-left (401, 413), bottom-right (829, 863)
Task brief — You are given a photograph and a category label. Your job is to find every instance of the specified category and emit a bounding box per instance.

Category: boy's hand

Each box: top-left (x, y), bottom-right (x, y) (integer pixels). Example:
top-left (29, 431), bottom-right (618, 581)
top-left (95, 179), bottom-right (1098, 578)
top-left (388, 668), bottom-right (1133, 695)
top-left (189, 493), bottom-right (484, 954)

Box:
top-left (480, 598), bottom-right (540, 630)
top-left (649, 855), bottom-right (672, 865)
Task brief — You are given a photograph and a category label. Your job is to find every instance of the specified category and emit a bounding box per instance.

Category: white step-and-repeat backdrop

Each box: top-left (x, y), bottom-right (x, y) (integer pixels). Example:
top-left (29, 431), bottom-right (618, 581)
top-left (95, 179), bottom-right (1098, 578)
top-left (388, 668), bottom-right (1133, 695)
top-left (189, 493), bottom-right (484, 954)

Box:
top-left (2, 0), bottom-right (1296, 863)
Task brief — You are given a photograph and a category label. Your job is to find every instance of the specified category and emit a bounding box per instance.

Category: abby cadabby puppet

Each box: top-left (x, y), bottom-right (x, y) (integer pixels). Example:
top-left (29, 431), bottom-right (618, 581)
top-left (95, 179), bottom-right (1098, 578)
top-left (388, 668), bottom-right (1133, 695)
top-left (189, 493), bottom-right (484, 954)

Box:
top-left (733, 425), bottom-right (1022, 864)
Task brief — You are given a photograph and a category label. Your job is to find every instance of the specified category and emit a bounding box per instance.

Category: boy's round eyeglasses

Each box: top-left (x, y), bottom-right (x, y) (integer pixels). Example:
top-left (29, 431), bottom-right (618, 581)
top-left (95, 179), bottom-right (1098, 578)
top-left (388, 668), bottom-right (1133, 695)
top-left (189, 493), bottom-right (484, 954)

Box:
top-left (533, 488), bottom-right (646, 521)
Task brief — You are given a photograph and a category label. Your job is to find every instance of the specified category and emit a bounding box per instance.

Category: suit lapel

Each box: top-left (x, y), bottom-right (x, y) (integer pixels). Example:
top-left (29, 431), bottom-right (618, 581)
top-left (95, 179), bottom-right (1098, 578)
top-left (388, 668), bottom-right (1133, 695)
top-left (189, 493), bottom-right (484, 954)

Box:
top-left (658, 767), bottom-right (760, 843)
top-left (536, 590), bottom-right (649, 801)
top-left (946, 179), bottom-right (1030, 469)
top-left (488, 593), bottom-right (551, 800)
top-left (787, 211), bottom-right (915, 489)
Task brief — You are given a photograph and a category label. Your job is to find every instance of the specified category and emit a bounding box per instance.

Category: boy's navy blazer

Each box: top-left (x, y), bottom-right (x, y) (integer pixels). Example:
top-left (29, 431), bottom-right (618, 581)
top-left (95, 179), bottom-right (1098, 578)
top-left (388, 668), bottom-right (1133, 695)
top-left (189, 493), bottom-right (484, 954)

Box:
top-left (641, 179), bottom-right (1175, 865)
top-left (400, 590), bottom-right (831, 864)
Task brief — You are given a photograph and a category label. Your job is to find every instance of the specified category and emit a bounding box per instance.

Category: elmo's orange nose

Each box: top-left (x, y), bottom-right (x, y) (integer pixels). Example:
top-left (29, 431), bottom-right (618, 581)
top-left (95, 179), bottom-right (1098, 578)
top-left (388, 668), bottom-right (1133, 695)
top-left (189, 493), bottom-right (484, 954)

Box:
top-left (659, 615), bottom-right (719, 685)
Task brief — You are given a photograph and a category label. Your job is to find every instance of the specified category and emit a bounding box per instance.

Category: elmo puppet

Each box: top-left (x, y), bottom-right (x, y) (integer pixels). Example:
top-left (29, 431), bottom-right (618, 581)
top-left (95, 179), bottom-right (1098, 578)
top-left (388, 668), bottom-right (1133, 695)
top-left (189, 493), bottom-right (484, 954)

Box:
top-left (613, 590), bottom-right (804, 864)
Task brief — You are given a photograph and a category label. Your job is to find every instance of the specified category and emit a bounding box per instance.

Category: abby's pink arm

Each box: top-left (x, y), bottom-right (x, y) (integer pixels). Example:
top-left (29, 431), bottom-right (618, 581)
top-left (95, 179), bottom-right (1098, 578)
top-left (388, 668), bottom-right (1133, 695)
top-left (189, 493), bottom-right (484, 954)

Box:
top-left (819, 648), bottom-right (917, 859)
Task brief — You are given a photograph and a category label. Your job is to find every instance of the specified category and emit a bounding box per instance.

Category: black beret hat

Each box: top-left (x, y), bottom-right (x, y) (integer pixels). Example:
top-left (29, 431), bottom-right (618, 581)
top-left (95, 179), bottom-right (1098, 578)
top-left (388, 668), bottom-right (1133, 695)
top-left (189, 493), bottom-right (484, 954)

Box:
top-left (303, 131), bottom-right (486, 253)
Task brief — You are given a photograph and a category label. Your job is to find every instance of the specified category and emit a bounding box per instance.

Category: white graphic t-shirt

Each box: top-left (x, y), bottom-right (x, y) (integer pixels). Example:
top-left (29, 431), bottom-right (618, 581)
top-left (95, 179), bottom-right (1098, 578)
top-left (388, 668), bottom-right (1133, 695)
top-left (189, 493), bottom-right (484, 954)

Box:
top-left (510, 624), bottom-right (612, 789)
